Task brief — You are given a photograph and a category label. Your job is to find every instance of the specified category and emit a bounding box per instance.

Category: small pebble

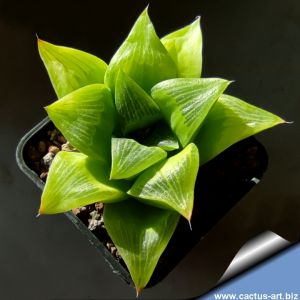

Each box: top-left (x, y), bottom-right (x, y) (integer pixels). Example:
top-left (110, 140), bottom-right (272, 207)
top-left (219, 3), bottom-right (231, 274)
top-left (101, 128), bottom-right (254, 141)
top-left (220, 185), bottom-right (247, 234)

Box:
top-left (42, 152), bottom-right (55, 167)
top-left (111, 246), bottom-right (117, 256)
top-left (88, 219), bottom-right (101, 231)
top-left (106, 242), bottom-right (113, 250)
top-left (72, 208), bottom-right (81, 215)
top-left (48, 145), bottom-right (60, 154)
top-left (89, 210), bottom-right (101, 220)
top-left (72, 206), bottom-right (87, 216)
top-left (61, 142), bottom-right (77, 152)
top-left (40, 171), bottom-right (48, 180)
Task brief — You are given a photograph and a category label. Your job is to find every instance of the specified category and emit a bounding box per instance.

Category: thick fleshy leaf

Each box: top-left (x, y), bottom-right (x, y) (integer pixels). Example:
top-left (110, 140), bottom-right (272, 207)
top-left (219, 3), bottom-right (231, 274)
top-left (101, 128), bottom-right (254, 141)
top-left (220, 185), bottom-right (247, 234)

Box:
top-left (104, 8), bottom-right (177, 94)
top-left (142, 121), bottom-right (180, 151)
top-left (128, 143), bottom-right (199, 221)
top-left (151, 78), bottom-right (230, 147)
top-left (104, 199), bottom-right (180, 293)
top-left (161, 17), bottom-right (202, 78)
top-left (39, 152), bottom-right (129, 214)
top-left (195, 94), bottom-right (286, 163)
top-left (115, 71), bottom-right (161, 134)
top-left (110, 138), bottom-right (167, 180)
top-left (45, 84), bottom-right (115, 161)
top-left (38, 39), bottom-right (107, 98)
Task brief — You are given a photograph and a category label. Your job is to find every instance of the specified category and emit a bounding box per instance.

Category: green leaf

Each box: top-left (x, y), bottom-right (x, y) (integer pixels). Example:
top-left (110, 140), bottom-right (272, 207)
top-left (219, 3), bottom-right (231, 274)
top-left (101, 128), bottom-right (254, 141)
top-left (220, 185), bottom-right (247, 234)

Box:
top-left (39, 152), bottom-right (129, 215)
top-left (104, 8), bottom-right (177, 94)
top-left (151, 78), bottom-right (230, 147)
top-left (38, 39), bottom-right (107, 98)
top-left (104, 199), bottom-right (180, 293)
top-left (195, 94), bottom-right (286, 163)
top-left (110, 138), bottom-right (167, 180)
top-left (142, 121), bottom-right (180, 151)
top-left (128, 143), bottom-right (199, 221)
top-left (115, 71), bottom-right (161, 134)
top-left (161, 17), bottom-right (202, 78)
top-left (45, 84), bottom-right (115, 161)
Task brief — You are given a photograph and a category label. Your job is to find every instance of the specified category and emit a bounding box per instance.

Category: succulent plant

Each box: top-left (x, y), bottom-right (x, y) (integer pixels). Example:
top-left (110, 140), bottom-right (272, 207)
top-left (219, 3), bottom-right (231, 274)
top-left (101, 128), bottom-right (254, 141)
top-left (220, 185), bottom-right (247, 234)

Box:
top-left (37, 7), bottom-right (286, 295)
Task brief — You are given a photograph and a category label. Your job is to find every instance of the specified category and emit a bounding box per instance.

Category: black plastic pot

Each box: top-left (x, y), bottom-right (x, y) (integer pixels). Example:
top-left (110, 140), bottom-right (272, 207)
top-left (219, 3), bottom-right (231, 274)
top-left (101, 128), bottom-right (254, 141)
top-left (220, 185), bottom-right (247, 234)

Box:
top-left (16, 117), bottom-right (132, 285)
top-left (16, 117), bottom-right (269, 288)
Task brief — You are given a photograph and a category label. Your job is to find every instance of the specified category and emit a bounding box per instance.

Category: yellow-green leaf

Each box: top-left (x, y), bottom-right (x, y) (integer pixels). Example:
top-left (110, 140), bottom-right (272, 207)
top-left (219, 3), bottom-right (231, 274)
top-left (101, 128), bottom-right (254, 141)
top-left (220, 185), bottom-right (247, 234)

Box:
top-left (110, 138), bottom-right (167, 180)
top-left (104, 199), bottom-right (180, 293)
top-left (45, 84), bottom-right (115, 161)
top-left (38, 39), bottom-right (107, 98)
top-left (195, 94), bottom-right (287, 163)
top-left (128, 143), bottom-right (199, 221)
top-left (39, 152), bottom-right (129, 215)
top-left (151, 78), bottom-right (230, 147)
top-left (115, 71), bottom-right (161, 134)
top-left (104, 8), bottom-right (177, 94)
top-left (161, 17), bottom-right (202, 78)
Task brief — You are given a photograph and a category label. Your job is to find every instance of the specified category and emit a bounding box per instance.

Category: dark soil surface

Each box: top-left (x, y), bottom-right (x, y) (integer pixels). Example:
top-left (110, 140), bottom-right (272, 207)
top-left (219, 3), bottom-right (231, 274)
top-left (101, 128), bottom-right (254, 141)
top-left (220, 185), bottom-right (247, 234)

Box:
top-left (24, 121), bottom-right (268, 286)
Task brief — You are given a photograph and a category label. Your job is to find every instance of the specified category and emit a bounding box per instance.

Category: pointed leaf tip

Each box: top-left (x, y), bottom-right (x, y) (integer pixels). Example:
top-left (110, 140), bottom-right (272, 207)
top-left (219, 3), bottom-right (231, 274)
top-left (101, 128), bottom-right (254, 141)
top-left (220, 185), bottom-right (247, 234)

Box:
top-left (285, 120), bottom-right (294, 124)
top-left (37, 202), bottom-right (44, 217)
top-left (104, 8), bottom-right (176, 93)
top-left (135, 286), bottom-right (143, 298)
top-left (104, 200), bottom-right (180, 291)
top-left (194, 94), bottom-right (286, 163)
top-left (161, 18), bottom-right (202, 78)
top-left (37, 37), bottom-right (48, 49)
top-left (142, 4), bottom-right (150, 15)
top-left (188, 220), bottom-right (192, 231)
top-left (36, 34), bottom-right (42, 42)
top-left (38, 40), bottom-right (107, 98)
